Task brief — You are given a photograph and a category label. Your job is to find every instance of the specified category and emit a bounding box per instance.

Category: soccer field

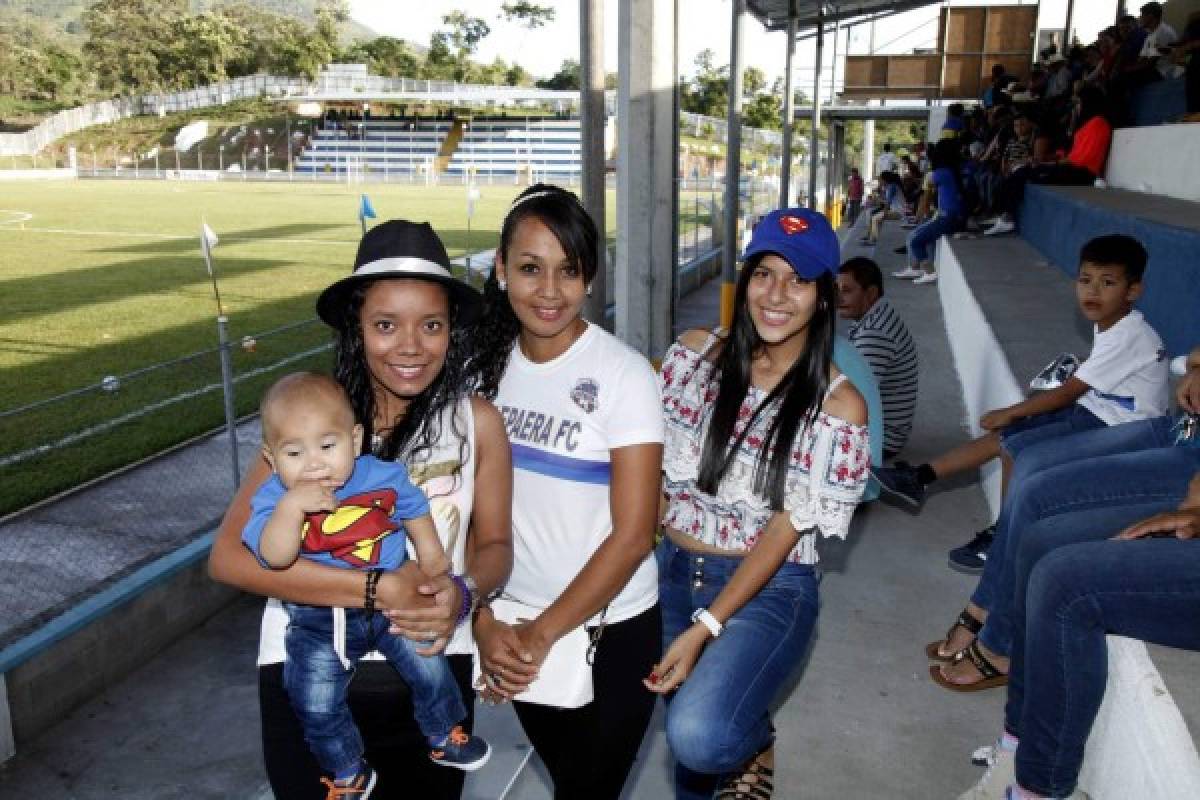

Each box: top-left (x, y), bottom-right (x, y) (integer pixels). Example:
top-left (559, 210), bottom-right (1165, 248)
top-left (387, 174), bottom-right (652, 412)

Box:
top-left (0, 179), bottom-right (614, 515)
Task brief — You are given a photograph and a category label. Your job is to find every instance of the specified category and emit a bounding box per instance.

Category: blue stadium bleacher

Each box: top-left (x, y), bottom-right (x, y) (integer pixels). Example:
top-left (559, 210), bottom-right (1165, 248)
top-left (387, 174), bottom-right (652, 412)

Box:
top-left (447, 119), bottom-right (582, 177)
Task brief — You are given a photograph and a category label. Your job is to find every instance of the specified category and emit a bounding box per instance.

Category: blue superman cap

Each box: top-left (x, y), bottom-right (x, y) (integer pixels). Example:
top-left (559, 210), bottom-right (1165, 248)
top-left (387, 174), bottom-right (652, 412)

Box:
top-left (741, 208), bottom-right (839, 279)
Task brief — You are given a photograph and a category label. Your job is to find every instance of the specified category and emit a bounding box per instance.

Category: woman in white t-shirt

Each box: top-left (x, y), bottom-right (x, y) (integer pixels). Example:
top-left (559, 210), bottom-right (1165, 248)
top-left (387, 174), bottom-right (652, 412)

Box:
top-left (209, 220), bottom-right (513, 799)
top-left (469, 184), bottom-right (665, 799)
top-left (649, 209), bottom-right (869, 799)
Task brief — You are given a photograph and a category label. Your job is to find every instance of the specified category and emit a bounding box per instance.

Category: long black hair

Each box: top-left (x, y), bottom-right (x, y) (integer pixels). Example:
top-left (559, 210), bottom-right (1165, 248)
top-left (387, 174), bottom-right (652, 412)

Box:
top-left (332, 279), bottom-right (472, 490)
top-left (696, 254), bottom-right (839, 510)
top-left (470, 183), bottom-right (600, 400)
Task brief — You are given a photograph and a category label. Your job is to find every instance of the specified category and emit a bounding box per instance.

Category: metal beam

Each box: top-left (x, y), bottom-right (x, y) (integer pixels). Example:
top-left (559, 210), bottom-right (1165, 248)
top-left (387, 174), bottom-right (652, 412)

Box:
top-left (580, 0), bottom-right (607, 325)
top-left (721, 0), bottom-right (746, 328)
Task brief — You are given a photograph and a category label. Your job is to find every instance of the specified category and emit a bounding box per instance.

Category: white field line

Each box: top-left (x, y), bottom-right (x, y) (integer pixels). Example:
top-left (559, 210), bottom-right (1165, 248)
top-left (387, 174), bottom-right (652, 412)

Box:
top-left (0, 342), bottom-right (331, 470)
top-left (0, 225), bottom-right (358, 247)
top-left (0, 210), bottom-right (33, 226)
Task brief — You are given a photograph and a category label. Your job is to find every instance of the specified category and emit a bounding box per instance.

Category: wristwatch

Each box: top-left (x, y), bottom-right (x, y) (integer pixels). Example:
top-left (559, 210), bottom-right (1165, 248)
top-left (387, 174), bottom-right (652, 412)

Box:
top-left (690, 607), bottom-right (724, 639)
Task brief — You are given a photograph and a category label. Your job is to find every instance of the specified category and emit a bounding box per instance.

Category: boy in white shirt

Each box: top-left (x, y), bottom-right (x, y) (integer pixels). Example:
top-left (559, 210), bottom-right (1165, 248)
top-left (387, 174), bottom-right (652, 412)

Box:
top-left (872, 235), bottom-right (1168, 562)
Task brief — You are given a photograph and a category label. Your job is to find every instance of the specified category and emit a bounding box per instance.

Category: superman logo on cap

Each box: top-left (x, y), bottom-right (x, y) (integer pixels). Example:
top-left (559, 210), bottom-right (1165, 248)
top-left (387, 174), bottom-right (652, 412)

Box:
top-left (778, 214), bottom-right (809, 235)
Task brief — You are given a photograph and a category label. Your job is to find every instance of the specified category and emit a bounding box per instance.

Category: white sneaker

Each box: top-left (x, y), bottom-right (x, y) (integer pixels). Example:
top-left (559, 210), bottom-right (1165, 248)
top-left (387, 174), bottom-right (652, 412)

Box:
top-left (892, 267), bottom-right (924, 279)
top-left (913, 271), bottom-right (938, 284)
top-left (984, 218), bottom-right (1015, 236)
top-left (957, 745), bottom-right (1015, 800)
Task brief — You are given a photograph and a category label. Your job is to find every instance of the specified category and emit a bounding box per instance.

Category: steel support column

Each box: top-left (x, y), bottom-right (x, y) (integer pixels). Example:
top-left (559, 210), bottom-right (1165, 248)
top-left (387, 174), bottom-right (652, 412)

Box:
top-left (721, 0), bottom-right (746, 328)
top-left (580, 0), bottom-right (607, 324)
top-left (780, 12), bottom-right (797, 208)
top-left (807, 4), bottom-right (824, 210)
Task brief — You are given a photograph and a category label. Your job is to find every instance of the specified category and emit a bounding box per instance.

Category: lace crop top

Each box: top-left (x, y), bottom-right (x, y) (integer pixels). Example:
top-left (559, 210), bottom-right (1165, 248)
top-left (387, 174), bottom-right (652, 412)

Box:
top-left (660, 335), bottom-right (870, 564)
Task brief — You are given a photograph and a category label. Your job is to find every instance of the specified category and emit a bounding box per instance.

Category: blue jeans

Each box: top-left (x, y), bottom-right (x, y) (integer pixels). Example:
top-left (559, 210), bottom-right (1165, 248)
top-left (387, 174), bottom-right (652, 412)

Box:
top-left (907, 214), bottom-right (962, 265)
top-left (656, 539), bottom-right (819, 800)
top-left (970, 415), bottom-right (1177, 657)
top-left (998, 404), bottom-right (1105, 462)
top-left (1006, 538), bottom-right (1200, 796)
top-left (283, 602), bottom-right (466, 776)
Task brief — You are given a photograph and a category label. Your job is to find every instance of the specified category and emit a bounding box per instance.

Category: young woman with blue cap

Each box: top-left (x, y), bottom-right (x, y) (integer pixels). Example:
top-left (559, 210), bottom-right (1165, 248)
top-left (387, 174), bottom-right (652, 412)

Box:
top-left (648, 208), bottom-right (870, 799)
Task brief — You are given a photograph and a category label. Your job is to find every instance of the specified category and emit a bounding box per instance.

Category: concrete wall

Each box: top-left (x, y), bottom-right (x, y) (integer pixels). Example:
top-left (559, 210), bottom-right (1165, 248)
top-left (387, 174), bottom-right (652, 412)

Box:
top-left (1106, 124), bottom-right (1200, 203)
top-left (1, 552), bottom-right (237, 754)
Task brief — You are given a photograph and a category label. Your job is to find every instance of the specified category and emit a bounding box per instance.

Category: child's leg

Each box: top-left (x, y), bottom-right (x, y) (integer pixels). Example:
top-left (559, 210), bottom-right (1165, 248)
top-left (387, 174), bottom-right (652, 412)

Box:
top-left (929, 431), bottom-right (1002, 482)
top-left (371, 617), bottom-right (467, 741)
top-left (282, 604), bottom-right (366, 780)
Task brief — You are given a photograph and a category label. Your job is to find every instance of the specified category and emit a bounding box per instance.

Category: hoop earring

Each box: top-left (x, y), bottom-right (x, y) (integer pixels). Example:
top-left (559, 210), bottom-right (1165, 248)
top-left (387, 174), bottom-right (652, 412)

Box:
top-left (497, 278), bottom-right (507, 291)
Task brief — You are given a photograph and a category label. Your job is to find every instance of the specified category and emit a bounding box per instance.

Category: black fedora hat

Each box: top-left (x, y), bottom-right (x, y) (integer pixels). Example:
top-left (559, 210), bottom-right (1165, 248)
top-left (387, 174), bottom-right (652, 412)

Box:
top-left (316, 220), bottom-right (482, 330)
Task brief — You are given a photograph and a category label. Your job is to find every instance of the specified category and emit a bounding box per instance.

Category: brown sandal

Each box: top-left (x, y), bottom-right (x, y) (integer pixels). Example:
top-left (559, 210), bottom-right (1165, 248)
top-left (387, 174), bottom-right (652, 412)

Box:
top-left (715, 758), bottom-right (774, 799)
top-left (924, 608), bottom-right (983, 662)
top-left (929, 640), bottom-right (1008, 692)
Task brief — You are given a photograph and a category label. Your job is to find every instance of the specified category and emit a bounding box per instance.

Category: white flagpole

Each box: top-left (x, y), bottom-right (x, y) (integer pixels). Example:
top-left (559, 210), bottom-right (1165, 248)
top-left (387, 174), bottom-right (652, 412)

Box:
top-left (202, 220), bottom-right (240, 487)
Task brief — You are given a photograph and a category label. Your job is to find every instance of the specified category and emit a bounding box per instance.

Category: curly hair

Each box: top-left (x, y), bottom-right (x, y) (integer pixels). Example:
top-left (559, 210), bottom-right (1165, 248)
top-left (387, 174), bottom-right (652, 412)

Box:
top-left (332, 279), bottom-right (471, 495)
top-left (469, 183), bottom-right (599, 400)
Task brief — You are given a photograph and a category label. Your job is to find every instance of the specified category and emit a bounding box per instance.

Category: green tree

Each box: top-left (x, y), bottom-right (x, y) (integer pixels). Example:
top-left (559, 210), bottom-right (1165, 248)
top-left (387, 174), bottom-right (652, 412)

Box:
top-left (428, 10), bottom-right (492, 82)
top-left (536, 59), bottom-right (580, 90)
top-left (344, 36), bottom-right (421, 78)
top-left (500, 2), bottom-right (556, 29)
top-left (82, 0), bottom-right (189, 92)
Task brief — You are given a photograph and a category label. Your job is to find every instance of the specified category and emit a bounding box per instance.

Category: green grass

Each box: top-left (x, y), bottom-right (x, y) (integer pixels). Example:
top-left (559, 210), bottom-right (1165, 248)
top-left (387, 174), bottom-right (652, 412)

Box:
top-left (0, 179), bottom-right (621, 515)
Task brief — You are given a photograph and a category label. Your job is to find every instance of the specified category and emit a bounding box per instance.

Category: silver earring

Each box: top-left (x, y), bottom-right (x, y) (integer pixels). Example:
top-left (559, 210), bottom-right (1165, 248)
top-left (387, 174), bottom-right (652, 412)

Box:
top-left (586, 285), bottom-right (593, 297)
top-left (497, 278), bottom-right (507, 291)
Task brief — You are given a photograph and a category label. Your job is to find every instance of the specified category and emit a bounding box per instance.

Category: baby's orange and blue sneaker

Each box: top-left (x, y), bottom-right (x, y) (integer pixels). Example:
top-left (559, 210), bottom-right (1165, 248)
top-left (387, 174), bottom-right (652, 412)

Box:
top-left (428, 725), bottom-right (492, 771)
top-left (320, 762), bottom-right (376, 799)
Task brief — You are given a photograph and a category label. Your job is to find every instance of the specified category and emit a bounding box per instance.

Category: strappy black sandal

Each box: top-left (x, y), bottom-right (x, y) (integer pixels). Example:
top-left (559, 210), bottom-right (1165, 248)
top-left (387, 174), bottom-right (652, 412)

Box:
top-left (925, 607), bottom-right (983, 662)
top-left (929, 641), bottom-right (1008, 692)
top-left (715, 756), bottom-right (774, 799)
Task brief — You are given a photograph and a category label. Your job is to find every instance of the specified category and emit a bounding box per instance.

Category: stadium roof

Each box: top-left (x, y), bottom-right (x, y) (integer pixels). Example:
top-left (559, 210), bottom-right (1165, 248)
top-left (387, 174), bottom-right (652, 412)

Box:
top-left (746, 0), bottom-right (945, 32)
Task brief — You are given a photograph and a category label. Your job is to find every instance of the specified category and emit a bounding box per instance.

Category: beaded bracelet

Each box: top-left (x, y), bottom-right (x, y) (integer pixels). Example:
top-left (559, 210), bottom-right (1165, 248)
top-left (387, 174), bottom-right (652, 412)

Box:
top-left (363, 569), bottom-right (382, 616)
top-left (450, 573), bottom-right (472, 628)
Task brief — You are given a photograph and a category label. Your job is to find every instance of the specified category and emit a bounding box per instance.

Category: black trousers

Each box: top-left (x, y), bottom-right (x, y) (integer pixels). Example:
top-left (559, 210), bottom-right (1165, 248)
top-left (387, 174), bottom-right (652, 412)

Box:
top-left (512, 604), bottom-right (662, 800)
top-left (259, 654), bottom-right (474, 800)
top-left (998, 163), bottom-right (1095, 216)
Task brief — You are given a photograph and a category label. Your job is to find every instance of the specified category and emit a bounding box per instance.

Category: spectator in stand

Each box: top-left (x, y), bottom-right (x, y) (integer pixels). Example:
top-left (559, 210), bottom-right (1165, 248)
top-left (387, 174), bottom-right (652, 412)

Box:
top-left (1115, 14), bottom-right (1149, 74)
top-left (941, 103), bottom-right (967, 140)
top-left (981, 64), bottom-right (1016, 108)
top-left (1167, 12), bottom-right (1200, 118)
top-left (860, 171), bottom-right (904, 246)
top-left (846, 167), bottom-right (865, 226)
top-left (1137, 1), bottom-right (1179, 82)
top-left (1043, 55), bottom-right (1072, 100)
top-left (985, 86), bottom-right (1112, 237)
top-left (837, 257), bottom-right (919, 457)
top-left (876, 142), bottom-right (899, 176)
top-left (874, 235), bottom-right (1169, 570)
top-left (1089, 27), bottom-right (1122, 85)
top-left (914, 141), bottom-right (931, 173)
top-left (894, 139), bottom-right (965, 286)
top-left (950, 350), bottom-right (1200, 795)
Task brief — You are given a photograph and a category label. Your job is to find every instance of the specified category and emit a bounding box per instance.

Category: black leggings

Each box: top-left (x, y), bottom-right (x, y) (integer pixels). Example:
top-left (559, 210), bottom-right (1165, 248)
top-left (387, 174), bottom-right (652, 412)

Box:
top-left (259, 654), bottom-right (474, 800)
top-left (997, 163), bottom-right (1095, 216)
top-left (513, 604), bottom-right (662, 800)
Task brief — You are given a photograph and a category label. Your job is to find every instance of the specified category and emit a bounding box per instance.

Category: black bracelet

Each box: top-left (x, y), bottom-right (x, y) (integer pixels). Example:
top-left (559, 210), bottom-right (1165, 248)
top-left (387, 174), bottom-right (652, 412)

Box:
top-left (364, 569), bottom-right (383, 616)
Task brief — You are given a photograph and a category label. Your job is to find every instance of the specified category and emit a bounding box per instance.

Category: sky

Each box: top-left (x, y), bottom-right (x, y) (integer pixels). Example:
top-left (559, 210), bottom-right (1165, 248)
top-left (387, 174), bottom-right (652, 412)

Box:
top-left (348, 0), bottom-right (1120, 102)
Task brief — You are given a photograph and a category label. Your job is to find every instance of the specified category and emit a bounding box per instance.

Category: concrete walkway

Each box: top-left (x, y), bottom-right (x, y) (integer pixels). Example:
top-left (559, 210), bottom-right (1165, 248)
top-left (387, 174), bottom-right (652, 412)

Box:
top-left (0, 214), bottom-right (1018, 798)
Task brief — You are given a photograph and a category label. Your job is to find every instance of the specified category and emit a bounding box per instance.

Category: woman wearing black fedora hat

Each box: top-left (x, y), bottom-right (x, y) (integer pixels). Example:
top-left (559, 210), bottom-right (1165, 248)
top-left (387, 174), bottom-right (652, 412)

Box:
top-left (467, 184), bottom-right (665, 799)
top-left (209, 220), bottom-right (513, 800)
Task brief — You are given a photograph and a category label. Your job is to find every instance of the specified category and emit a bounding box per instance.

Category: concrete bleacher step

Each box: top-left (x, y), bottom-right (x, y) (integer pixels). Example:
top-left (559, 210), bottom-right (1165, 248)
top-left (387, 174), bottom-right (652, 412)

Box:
top-left (935, 235), bottom-right (1200, 800)
top-left (1019, 183), bottom-right (1200, 356)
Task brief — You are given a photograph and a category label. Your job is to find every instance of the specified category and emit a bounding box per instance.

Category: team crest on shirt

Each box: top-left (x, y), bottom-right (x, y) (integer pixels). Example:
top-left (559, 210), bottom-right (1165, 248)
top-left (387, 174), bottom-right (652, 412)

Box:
top-left (570, 377), bottom-right (600, 413)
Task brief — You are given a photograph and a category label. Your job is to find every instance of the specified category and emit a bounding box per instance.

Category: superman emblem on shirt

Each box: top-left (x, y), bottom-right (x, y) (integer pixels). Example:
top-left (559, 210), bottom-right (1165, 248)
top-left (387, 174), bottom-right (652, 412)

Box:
top-left (301, 488), bottom-right (399, 567)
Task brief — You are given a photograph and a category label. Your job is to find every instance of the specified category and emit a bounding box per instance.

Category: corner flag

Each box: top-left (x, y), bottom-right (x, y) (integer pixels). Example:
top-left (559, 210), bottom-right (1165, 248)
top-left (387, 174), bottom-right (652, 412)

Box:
top-left (359, 194), bottom-right (376, 234)
top-left (201, 222), bottom-right (219, 276)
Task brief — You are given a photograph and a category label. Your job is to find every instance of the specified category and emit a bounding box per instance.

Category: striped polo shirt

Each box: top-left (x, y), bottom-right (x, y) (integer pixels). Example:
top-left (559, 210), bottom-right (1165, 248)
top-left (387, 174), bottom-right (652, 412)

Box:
top-left (848, 297), bottom-right (918, 456)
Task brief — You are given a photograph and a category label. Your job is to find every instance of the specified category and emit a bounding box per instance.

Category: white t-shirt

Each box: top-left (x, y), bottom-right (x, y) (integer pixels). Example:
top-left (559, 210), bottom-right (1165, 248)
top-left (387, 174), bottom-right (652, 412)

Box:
top-left (1140, 23), bottom-right (1178, 77)
top-left (1075, 310), bottom-right (1169, 426)
top-left (876, 151), bottom-right (898, 175)
top-left (494, 323), bottom-right (664, 625)
top-left (257, 396), bottom-right (479, 665)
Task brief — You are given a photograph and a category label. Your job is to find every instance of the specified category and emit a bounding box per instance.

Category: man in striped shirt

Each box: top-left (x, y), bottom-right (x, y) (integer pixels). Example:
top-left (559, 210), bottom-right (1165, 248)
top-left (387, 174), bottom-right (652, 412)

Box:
top-left (837, 257), bottom-right (919, 457)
